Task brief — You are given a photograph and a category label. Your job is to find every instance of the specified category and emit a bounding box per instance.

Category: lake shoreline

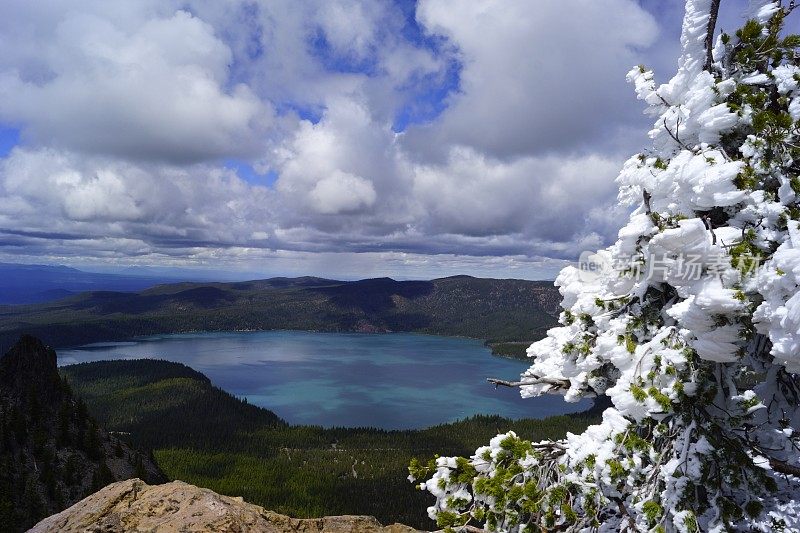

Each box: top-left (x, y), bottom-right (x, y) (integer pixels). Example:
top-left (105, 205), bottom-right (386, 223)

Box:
top-left (57, 330), bottom-right (587, 430)
top-left (59, 327), bottom-right (535, 348)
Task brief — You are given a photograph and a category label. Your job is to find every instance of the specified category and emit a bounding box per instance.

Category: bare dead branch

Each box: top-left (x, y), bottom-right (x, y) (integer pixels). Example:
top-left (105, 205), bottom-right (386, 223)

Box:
top-left (769, 457), bottom-right (800, 477)
top-left (612, 497), bottom-right (639, 532)
top-left (487, 377), bottom-right (570, 389)
top-left (663, 117), bottom-right (691, 151)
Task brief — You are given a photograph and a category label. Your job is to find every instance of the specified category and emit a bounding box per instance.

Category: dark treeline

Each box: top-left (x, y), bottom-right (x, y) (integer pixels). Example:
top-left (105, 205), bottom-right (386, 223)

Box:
top-left (62, 359), bottom-right (599, 529)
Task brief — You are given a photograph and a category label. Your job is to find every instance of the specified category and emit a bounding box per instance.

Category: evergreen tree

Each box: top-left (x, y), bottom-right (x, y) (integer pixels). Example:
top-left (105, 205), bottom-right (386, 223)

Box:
top-left (411, 1), bottom-right (800, 531)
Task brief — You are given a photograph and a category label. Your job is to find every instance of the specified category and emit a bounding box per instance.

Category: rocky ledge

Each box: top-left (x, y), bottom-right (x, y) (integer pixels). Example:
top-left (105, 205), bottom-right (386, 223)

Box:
top-left (29, 479), bottom-right (420, 533)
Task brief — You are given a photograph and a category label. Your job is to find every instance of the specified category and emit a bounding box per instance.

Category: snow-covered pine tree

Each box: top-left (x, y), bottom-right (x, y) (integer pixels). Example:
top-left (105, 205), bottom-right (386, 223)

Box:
top-left (409, 1), bottom-right (800, 531)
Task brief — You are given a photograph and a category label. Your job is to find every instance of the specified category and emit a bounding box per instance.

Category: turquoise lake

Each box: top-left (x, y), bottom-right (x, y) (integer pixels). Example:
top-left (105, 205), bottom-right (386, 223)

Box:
top-left (57, 331), bottom-right (590, 429)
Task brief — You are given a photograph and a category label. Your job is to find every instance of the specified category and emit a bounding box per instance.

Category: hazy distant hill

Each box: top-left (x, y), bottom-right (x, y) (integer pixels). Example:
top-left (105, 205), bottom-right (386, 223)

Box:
top-left (0, 275), bottom-right (560, 352)
top-left (0, 263), bottom-right (172, 305)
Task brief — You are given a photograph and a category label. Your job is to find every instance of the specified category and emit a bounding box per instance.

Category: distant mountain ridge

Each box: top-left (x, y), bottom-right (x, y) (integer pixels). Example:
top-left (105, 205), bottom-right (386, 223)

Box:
top-left (0, 263), bottom-right (173, 305)
top-left (0, 275), bottom-right (560, 352)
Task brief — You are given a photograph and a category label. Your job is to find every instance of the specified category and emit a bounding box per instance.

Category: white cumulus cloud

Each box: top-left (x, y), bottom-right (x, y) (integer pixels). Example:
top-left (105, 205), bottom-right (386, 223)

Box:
top-left (309, 172), bottom-right (377, 215)
top-left (0, 5), bottom-right (271, 163)
top-left (0, 0), bottom-right (723, 277)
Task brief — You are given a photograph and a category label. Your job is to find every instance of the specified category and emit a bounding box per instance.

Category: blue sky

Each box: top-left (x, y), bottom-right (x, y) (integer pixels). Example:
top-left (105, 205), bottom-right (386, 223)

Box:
top-left (0, 127), bottom-right (19, 158)
top-left (0, 0), bottom-right (766, 280)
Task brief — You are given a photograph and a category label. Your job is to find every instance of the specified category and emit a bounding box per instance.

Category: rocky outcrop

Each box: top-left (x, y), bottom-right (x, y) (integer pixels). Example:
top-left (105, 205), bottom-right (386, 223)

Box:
top-left (0, 335), bottom-right (164, 531)
top-left (29, 478), bottom-right (420, 533)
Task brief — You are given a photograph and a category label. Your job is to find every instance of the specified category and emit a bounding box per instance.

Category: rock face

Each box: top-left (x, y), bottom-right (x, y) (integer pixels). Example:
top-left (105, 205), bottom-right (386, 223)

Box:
top-left (0, 335), bottom-right (164, 531)
top-left (29, 478), bottom-right (420, 533)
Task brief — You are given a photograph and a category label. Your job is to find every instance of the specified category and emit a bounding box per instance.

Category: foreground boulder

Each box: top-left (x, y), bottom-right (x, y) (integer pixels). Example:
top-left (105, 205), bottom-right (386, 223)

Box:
top-left (29, 478), bottom-right (420, 533)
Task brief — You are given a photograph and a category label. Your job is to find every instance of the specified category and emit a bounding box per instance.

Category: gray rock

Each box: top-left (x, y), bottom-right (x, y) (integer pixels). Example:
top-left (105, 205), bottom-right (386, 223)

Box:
top-left (29, 478), bottom-right (421, 533)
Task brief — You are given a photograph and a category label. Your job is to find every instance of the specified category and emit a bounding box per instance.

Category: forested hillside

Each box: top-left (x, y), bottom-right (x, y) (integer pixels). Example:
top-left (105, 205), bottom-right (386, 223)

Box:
top-left (62, 359), bottom-right (598, 528)
top-left (63, 360), bottom-right (284, 451)
top-left (0, 337), bottom-right (164, 532)
top-left (0, 276), bottom-right (559, 353)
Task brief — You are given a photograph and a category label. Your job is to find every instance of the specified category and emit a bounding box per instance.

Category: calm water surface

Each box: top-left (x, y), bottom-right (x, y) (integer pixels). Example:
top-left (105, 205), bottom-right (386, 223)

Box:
top-left (58, 331), bottom-right (590, 429)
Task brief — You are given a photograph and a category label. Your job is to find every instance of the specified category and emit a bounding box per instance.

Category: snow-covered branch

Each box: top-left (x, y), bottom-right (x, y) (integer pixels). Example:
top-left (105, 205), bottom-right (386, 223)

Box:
top-left (414, 1), bottom-right (800, 531)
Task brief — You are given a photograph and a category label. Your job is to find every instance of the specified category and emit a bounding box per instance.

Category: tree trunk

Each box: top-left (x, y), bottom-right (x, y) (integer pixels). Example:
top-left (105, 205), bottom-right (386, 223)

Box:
top-left (705, 0), bottom-right (722, 71)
